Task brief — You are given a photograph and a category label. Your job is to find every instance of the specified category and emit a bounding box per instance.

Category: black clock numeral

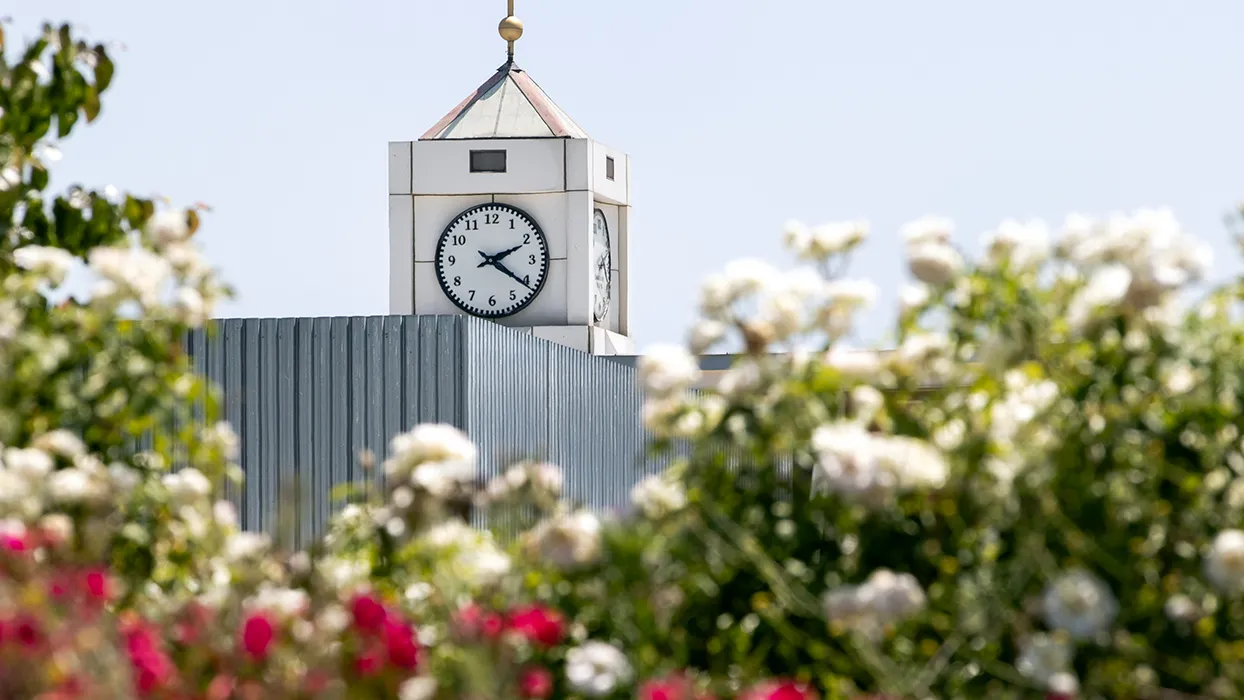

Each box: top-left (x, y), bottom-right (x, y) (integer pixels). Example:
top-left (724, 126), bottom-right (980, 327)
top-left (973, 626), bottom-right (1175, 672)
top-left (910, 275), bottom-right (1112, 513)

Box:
top-left (464, 220), bottom-right (479, 232)
top-left (509, 290), bottom-right (517, 301)
top-left (447, 255), bottom-right (456, 266)
top-left (528, 254), bottom-right (536, 265)
top-left (523, 275), bottom-right (530, 285)
top-left (485, 213), bottom-right (500, 225)
top-left (509, 219), bottom-right (516, 229)
top-left (468, 290), bottom-right (476, 300)
top-left (453, 276), bottom-right (461, 286)
top-left (488, 295), bottom-right (496, 307)
top-left (522, 233), bottom-right (530, 244)
top-left (451, 235), bottom-right (467, 245)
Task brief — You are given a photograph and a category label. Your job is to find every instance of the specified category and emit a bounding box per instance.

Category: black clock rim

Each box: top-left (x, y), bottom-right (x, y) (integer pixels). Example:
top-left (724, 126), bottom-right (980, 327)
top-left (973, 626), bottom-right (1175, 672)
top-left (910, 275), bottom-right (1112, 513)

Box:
top-left (434, 202), bottom-right (552, 319)
top-left (592, 208), bottom-right (612, 324)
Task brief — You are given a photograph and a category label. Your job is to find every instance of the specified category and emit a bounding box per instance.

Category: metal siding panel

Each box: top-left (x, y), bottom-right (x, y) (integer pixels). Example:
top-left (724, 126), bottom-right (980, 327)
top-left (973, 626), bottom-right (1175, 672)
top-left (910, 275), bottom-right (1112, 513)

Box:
top-left (365, 317), bottom-right (386, 490)
top-left (222, 320), bottom-right (245, 516)
top-left (259, 320), bottom-right (280, 535)
top-left (417, 319), bottom-right (439, 422)
top-left (312, 318), bottom-right (334, 538)
top-left (436, 316), bottom-right (461, 426)
top-left (243, 319), bottom-right (262, 531)
top-left (382, 317), bottom-right (405, 489)
top-left (277, 318), bottom-right (297, 544)
top-left (349, 318), bottom-right (367, 488)
top-left (461, 319), bottom-right (551, 501)
top-left (403, 317), bottom-right (420, 427)
top-left (547, 339), bottom-right (646, 511)
top-left (330, 318), bottom-right (351, 516)
top-left (296, 319), bottom-right (315, 544)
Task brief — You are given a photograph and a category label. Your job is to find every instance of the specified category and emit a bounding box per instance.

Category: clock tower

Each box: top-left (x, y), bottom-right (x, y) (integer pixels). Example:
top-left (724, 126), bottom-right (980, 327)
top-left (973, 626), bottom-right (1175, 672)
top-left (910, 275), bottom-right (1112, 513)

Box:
top-left (388, 3), bottom-right (634, 356)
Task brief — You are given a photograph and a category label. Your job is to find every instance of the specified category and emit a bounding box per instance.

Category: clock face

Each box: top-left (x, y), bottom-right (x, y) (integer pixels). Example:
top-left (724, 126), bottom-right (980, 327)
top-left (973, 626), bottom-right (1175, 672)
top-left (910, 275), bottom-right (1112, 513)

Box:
top-left (592, 208), bottom-right (612, 324)
top-left (435, 203), bottom-right (550, 318)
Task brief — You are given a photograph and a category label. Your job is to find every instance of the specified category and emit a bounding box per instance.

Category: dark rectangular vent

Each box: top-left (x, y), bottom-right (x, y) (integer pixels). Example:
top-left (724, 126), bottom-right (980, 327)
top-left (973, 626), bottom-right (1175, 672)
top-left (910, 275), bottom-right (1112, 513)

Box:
top-left (470, 150), bottom-right (507, 173)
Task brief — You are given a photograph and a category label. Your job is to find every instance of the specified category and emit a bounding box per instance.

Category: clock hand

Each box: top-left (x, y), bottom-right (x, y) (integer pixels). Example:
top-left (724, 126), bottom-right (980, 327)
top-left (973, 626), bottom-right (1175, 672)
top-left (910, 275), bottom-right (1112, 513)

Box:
top-left (492, 244), bottom-right (523, 262)
top-left (487, 259), bottom-right (534, 292)
top-left (476, 246), bottom-right (524, 268)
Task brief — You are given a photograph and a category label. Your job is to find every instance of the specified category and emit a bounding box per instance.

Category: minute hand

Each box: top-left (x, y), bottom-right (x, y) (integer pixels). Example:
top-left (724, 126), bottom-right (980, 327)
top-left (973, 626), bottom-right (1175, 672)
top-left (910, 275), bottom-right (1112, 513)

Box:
top-left (487, 259), bottom-right (533, 291)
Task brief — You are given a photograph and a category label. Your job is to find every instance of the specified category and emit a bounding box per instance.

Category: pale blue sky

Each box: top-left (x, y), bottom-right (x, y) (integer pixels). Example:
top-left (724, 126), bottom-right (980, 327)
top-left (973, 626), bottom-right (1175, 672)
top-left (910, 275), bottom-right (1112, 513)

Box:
top-left (8, 2), bottom-right (1244, 349)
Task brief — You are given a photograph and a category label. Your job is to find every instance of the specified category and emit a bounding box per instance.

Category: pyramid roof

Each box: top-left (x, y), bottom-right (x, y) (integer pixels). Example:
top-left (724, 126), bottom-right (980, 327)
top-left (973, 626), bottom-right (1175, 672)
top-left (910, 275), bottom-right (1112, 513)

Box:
top-left (420, 62), bottom-right (589, 141)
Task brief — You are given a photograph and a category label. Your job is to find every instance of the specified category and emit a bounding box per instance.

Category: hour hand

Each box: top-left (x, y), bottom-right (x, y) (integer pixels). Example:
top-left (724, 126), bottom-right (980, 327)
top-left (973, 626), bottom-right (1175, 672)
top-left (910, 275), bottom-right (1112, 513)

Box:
top-left (492, 244), bottom-right (523, 262)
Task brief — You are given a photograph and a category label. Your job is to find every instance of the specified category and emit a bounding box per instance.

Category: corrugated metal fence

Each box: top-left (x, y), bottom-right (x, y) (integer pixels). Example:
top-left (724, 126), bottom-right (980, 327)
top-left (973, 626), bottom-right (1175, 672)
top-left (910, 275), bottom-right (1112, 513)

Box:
top-left (183, 315), bottom-right (656, 545)
top-left (463, 320), bottom-right (656, 513)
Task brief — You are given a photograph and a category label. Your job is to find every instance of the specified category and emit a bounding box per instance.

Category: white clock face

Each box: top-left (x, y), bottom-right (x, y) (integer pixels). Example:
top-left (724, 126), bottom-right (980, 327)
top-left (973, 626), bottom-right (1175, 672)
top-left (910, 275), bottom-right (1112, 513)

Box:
top-left (435, 203), bottom-right (550, 318)
top-left (592, 209), bottom-right (612, 323)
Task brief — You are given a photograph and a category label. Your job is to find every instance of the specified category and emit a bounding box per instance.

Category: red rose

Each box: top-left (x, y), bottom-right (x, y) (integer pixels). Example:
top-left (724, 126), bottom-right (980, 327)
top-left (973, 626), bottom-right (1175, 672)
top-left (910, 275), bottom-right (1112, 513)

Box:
top-left (83, 567), bottom-right (110, 605)
top-left (518, 666), bottom-right (554, 699)
top-left (351, 593), bottom-right (388, 633)
top-left (48, 572), bottom-right (73, 601)
top-left (15, 615), bottom-right (41, 649)
top-left (240, 612), bottom-right (276, 661)
top-left (453, 603), bottom-right (484, 636)
top-left (123, 621), bottom-right (175, 696)
top-left (481, 612), bottom-right (505, 639)
top-left (174, 602), bottom-right (213, 646)
top-left (507, 605), bottom-right (565, 647)
top-left (640, 679), bottom-right (683, 700)
top-left (384, 619), bottom-right (421, 670)
top-left (1, 532), bottom-right (26, 553)
top-left (354, 648), bottom-right (384, 677)
top-left (740, 680), bottom-right (819, 700)
top-left (206, 675), bottom-right (236, 700)
top-left (304, 671), bottom-right (332, 693)
top-left (638, 673), bottom-right (712, 700)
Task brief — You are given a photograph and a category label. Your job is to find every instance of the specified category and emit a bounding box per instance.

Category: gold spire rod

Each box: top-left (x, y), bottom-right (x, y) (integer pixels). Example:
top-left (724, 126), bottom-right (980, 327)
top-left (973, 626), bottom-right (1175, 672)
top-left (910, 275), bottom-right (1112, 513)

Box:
top-left (499, 0), bottom-right (524, 62)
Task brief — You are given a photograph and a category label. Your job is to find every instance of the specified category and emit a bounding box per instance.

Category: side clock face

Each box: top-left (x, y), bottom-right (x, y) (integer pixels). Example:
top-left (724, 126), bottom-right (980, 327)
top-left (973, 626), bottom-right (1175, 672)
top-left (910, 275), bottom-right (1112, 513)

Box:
top-left (435, 203), bottom-right (550, 318)
top-left (592, 209), bottom-right (612, 324)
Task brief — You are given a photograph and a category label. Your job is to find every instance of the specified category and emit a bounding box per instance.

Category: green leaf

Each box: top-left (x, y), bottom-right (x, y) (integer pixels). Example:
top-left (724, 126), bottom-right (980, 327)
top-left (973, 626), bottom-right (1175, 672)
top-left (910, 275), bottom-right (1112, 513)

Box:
top-left (56, 107), bottom-right (78, 138)
top-left (29, 164), bottom-right (49, 191)
top-left (94, 45), bottom-right (114, 92)
top-left (83, 85), bottom-right (100, 122)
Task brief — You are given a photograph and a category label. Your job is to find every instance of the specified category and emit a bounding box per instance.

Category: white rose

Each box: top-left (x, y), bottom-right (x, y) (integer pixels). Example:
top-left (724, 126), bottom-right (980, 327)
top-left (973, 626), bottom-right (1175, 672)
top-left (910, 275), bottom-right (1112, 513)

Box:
top-left (32, 430), bottom-right (86, 459)
top-left (108, 463), bottom-right (142, 496)
top-left (1041, 569), bottom-right (1118, 640)
top-left (907, 242), bottom-right (963, 287)
top-left (163, 468), bottom-right (212, 506)
top-left (1205, 529), bottom-right (1244, 595)
top-left (13, 246), bottom-right (75, 286)
top-left (526, 510), bottom-right (603, 569)
top-left (637, 344), bottom-right (701, 398)
top-left (146, 209), bottom-right (191, 246)
top-left (399, 677), bottom-right (438, 700)
top-left (225, 532), bottom-right (271, 562)
top-left (565, 641), bottom-right (633, 697)
top-left (213, 500), bottom-right (239, 529)
top-left (630, 475), bottom-right (687, 520)
top-left (901, 216), bottom-right (954, 247)
top-left (47, 467), bottom-right (107, 505)
top-left (5, 448), bottom-right (54, 482)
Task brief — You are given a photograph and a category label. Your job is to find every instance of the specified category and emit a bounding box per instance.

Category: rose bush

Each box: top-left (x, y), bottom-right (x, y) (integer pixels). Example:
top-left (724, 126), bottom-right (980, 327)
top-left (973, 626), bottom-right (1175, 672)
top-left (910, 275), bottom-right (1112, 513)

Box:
top-left (4, 17), bottom-right (1244, 700)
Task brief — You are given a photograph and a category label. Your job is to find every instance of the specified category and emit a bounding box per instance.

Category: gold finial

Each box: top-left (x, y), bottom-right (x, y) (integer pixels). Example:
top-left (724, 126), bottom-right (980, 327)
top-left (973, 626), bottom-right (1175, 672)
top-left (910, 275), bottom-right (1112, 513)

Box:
top-left (499, 0), bottom-right (523, 62)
